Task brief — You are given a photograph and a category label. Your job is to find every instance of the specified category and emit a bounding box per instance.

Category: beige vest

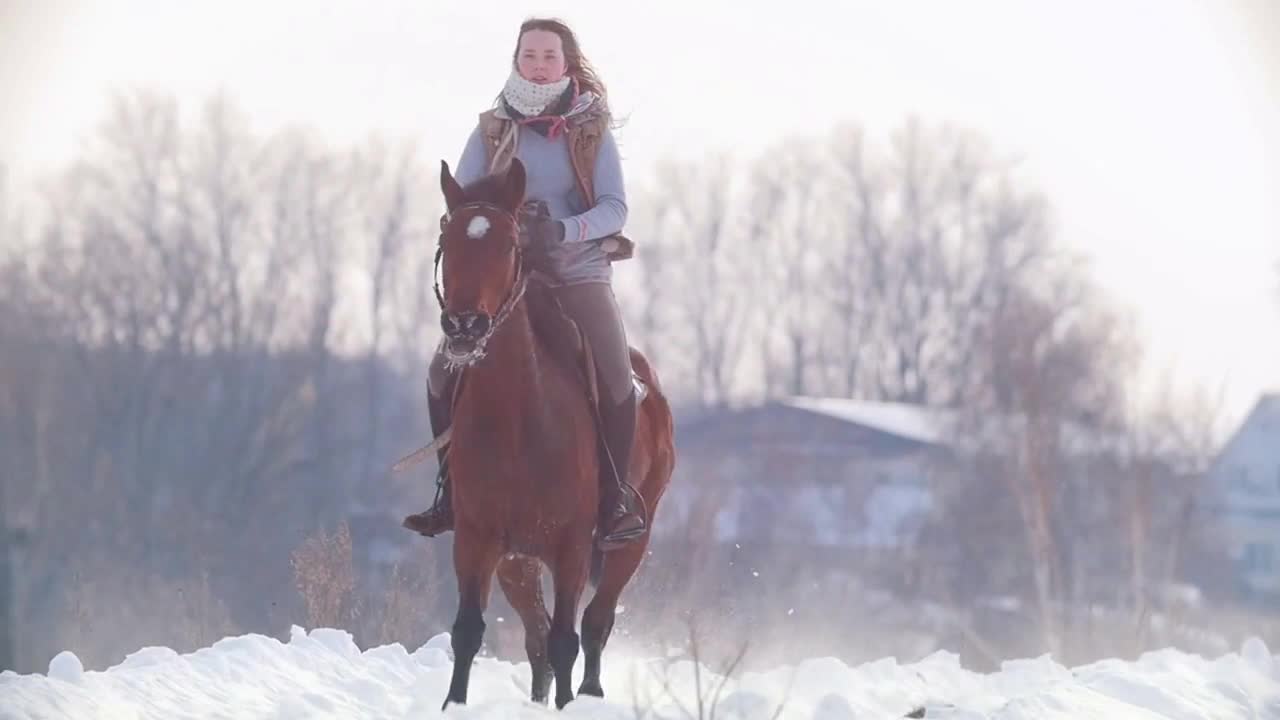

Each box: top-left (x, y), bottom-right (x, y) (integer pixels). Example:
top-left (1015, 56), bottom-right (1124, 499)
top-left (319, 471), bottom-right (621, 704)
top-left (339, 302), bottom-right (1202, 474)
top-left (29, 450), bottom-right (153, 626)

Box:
top-left (477, 109), bottom-right (633, 261)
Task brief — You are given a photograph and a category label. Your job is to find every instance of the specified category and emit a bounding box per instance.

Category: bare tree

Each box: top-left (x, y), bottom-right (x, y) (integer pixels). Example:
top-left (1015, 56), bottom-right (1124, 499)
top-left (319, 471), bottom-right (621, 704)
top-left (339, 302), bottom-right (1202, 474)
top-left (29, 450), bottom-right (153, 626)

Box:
top-left (0, 90), bottom-right (445, 670)
top-left (353, 141), bottom-right (412, 483)
top-left (815, 124), bottom-right (880, 398)
top-left (1127, 378), bottom-right (1228, 599)
top-left (739, 136), bottom-right (830, 399)
top-left (635, 153), bottom-right (750, 408)
top-left (628, 118), bottom-right (1075, 414)
top-left (347, 137), bottom-right (442, 506)
top-left (621, 175), bottom-right (674, 373)
top-left (827, 120), bottom-right (1060, 407)
top-left (951, 263), bottom-right (1137, 658)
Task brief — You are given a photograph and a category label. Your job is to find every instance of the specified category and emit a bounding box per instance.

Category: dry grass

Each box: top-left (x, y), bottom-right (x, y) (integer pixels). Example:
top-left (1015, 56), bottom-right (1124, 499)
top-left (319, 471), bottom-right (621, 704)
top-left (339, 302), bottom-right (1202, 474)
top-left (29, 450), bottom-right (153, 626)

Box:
top-left (287, 520), bottom-right (455, 654)
top-left (52, 563), bottom-right (239, 670)
top-left (626, 611), bottom-right (792, 720)
top-left (290, 521), bottom-right (360, 630)
top-left (365, 547), bottom-right (448, 650)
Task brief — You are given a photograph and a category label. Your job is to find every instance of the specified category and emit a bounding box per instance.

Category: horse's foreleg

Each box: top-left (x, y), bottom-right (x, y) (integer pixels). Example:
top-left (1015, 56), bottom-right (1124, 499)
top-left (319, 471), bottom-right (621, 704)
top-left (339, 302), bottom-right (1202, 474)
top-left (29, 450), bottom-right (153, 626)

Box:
top-left (496, 555), bottom-right (552, 705)
top-left (579, 529), bottom-right (651, 699)
top-left (443, 534), bottom-right (502, 710)
top-left (548, 537), bottom-right (592, 709)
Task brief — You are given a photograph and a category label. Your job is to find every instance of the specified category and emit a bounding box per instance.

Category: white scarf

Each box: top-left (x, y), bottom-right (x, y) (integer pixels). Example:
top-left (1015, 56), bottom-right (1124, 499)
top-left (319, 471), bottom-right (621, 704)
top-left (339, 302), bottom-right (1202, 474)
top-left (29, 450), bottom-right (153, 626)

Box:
top-left (501, 71), bottom-right (572, 117)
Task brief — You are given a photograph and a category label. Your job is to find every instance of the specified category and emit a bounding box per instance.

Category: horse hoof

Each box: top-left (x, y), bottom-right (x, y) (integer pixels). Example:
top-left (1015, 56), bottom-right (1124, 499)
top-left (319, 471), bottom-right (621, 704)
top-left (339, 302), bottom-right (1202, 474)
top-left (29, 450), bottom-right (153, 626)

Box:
top-left (578, 679), bottom-right (604, 698)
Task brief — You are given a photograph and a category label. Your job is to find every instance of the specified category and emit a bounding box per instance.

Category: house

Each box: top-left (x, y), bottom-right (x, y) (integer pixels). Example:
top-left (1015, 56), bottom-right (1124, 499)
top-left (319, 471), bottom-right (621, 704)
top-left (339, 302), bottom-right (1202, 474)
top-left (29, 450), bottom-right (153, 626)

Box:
top-left (661, 395), bottom-right (1196, 596)
top-left (662, 396), bottom-right (956, 556)
top-left (1202, 393), bottom-right (1280, 601)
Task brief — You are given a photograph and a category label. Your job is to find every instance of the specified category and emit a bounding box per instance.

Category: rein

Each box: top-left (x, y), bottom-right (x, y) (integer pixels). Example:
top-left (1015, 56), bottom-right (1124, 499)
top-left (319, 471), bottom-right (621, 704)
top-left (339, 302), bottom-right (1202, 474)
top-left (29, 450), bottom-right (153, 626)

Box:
top-left (390, 201), bottom-right (527, 476)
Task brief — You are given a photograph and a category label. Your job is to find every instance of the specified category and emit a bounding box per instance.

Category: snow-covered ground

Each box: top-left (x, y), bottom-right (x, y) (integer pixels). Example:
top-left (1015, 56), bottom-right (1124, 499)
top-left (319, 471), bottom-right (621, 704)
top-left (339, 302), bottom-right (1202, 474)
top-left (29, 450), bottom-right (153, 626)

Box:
top-left (3, 626), bottom-right (1279, 719)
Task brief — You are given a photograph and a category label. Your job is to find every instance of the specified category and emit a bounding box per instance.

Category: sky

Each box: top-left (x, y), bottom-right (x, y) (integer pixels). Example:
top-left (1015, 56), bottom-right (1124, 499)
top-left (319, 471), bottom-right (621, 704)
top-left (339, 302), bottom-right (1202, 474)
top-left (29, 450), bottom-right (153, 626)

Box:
top-left (2, 0), bottom-right (1278, 431)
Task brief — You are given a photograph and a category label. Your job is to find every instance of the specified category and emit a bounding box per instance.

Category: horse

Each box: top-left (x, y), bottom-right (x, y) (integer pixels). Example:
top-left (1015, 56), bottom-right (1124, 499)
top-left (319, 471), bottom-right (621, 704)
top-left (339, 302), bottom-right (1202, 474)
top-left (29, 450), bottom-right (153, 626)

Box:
top-left (430, 156), bottom-right (675, 710)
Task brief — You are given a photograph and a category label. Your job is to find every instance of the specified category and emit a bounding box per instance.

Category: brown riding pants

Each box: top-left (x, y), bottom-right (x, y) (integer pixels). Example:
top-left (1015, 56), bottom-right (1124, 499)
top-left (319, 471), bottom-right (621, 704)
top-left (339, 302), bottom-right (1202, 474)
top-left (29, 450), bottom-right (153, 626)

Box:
top-left (429, 282), bottom-right (633, 406)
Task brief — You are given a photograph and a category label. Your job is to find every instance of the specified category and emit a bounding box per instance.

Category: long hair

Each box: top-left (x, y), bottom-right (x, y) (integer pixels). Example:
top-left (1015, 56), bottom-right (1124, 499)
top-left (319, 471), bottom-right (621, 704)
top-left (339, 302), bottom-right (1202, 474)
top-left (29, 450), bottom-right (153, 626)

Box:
top-left (509, 17), bottom-right (613, 122)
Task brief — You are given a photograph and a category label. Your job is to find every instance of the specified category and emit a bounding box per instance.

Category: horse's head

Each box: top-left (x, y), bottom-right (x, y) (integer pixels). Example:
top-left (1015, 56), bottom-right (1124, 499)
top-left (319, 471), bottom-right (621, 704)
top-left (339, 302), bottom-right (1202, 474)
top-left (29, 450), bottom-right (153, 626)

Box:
top-left (435, 158), bottom-right (529, 365)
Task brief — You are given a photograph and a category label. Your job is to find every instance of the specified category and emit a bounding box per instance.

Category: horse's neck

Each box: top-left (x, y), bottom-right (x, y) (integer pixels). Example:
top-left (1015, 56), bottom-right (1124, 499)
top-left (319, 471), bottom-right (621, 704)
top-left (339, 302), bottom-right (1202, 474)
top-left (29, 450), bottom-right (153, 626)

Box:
top-left (464, 303), bottom-right (545, 414)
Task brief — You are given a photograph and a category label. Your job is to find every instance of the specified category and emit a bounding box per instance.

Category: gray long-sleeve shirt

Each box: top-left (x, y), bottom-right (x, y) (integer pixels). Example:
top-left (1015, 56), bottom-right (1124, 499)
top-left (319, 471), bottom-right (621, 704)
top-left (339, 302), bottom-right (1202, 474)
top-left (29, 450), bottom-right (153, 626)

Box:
top-left (454, 122), bottom-right (627, 285)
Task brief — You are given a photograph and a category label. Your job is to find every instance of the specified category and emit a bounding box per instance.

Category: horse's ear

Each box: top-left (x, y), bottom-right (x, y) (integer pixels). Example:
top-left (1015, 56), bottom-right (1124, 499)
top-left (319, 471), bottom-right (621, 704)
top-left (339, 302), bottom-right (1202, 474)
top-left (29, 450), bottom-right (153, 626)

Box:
top-left (440, 160), bottom-right (466, 211)
top-left (502, 158), bottom-right (527, 211)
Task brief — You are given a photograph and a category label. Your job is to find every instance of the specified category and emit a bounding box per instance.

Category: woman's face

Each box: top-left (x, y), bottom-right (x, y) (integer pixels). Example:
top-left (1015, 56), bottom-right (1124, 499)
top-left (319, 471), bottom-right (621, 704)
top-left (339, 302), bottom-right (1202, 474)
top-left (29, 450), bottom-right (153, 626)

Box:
top-left (516, 30), bottom-right (567, 84)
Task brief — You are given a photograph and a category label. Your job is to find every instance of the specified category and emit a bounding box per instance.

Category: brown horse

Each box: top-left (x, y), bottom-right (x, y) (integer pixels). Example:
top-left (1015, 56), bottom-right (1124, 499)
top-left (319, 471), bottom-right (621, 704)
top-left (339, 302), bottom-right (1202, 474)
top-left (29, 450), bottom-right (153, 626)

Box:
top-left (431, 157), bottom-right (675, 710)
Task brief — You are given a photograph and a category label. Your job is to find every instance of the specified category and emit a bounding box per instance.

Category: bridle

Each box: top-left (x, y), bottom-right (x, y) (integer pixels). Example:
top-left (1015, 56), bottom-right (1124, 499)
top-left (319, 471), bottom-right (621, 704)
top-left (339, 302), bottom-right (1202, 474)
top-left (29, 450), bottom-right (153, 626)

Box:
top-left (434, 201), bottom-right (529, 369)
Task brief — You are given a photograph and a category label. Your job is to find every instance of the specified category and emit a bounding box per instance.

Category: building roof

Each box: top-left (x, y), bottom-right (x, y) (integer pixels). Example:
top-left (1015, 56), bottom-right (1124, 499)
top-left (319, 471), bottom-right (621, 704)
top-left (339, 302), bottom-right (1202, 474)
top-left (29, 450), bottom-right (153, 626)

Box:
top-left (779, 396), bottom-right (953, 447)
top-left (675, 397), bottom-right (951, 456)
top-left (681, 394), bottom-right (1135, 460)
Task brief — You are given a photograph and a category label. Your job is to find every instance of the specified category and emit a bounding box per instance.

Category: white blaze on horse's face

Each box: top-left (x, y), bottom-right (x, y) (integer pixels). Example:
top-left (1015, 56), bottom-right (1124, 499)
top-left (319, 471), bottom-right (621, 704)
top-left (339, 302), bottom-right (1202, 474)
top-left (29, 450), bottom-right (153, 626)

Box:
top-left (438, 204), bottom-right (526, 370)
top-left (467, 215), bottom-right (490, 240)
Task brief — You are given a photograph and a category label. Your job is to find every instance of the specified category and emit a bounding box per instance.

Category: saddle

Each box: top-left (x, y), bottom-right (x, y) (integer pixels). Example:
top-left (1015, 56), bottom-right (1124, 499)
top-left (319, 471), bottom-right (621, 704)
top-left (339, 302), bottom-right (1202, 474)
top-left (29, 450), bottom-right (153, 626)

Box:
top-left (517, 200), bottom-right (644, 409)
top-left (523, 276), bottom-right (647, 414)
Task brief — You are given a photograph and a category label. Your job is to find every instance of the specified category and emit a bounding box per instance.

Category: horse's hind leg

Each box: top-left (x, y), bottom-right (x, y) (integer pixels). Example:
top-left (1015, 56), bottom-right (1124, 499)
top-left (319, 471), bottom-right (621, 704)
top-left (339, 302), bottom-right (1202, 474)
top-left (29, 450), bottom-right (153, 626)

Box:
top-left (578, 531), bottom-right (650, 699)
top-left (496, 555), bottom-right (552, 705)
top-left (443, 534), bottom-right (503, 710)
top-left (548, 538), bottom-right (592, 709)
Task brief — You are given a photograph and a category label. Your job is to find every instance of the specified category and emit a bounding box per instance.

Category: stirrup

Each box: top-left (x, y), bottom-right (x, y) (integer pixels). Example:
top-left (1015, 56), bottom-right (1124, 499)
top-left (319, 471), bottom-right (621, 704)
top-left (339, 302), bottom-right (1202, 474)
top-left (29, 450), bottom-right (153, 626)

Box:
top-left (604, 522), bottom-right (646, 542)
top-left (597, 502), bottom-right (646, 550)
top-left (402, 465), bottom-right (452, 537)
top-left (597, 523), bottom-right (646, 551)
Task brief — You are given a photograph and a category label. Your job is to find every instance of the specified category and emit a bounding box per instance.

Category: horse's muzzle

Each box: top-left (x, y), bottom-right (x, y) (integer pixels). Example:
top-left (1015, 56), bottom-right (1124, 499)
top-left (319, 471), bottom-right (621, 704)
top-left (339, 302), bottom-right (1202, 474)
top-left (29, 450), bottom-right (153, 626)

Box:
top-left (442, 311), bottom-right (491, 341)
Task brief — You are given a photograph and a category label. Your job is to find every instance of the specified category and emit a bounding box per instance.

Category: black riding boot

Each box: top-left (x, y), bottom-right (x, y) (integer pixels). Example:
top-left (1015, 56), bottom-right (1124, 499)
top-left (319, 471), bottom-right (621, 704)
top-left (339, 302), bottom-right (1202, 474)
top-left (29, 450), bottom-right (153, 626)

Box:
top-left (402, 388), bottom-right (455, 537)
top-left (597, 389), bottom-right (646, 551)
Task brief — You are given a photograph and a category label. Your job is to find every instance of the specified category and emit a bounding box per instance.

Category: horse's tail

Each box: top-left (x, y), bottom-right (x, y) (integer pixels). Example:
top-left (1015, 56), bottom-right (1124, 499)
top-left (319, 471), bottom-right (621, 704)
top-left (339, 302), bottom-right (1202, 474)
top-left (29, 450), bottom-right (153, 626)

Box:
top-left (629, 347), bottom-right (675, 477)
top-left (589, 545), bottom-right (604, 589)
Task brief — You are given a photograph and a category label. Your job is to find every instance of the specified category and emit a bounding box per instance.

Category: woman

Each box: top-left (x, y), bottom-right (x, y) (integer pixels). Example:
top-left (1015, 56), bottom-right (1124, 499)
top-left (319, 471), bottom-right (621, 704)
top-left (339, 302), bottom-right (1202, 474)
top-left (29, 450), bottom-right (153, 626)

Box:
top-left (403, 17), bottom-right (645, 551)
